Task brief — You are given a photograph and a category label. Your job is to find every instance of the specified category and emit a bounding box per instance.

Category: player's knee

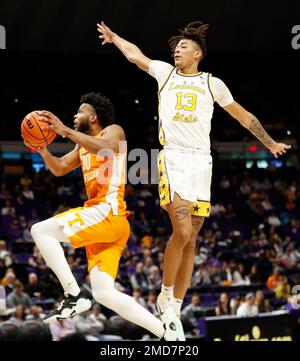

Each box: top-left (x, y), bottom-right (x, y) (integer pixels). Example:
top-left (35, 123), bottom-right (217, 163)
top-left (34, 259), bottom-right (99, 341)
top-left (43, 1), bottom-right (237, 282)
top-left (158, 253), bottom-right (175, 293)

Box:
top-left (30, 222), bottom-right (41, 241)
top-left (173, 227), bottom-right (193, 246)
top-left (174, 227), bottom-right (193, 244)
top-left (92, 288), bottom-right (110, 307)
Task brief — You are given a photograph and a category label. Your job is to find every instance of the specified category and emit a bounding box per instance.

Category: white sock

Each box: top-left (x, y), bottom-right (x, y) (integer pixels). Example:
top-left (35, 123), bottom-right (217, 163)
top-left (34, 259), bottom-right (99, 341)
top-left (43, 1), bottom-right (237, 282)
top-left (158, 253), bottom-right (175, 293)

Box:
top-left (174, 298), bottom-right (183, 317)
top-left (90, 266), bottom-right (165, 339)
top-left (31, 218), bottom-right (81, 297)
top-left (161, 284), bottom-right (174, 302)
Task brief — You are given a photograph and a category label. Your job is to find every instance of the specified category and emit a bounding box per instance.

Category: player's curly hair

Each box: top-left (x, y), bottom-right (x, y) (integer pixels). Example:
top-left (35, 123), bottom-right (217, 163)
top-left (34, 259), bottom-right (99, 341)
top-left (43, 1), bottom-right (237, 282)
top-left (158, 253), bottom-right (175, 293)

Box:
top-left (80, 92), bottom-right (115, 127)
top-left (168, 21), bottom-right (209, 59)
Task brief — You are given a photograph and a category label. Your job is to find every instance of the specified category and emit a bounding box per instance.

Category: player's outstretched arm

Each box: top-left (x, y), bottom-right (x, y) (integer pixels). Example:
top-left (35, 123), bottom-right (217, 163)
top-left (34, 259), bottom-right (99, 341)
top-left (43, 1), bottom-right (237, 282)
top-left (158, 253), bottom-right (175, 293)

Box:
top-left (223, 101), bottom-right (291, 158)
top-left (97, 21), bottom-right (152, 72)
top-left (23, 140), bottom-right (80, 177)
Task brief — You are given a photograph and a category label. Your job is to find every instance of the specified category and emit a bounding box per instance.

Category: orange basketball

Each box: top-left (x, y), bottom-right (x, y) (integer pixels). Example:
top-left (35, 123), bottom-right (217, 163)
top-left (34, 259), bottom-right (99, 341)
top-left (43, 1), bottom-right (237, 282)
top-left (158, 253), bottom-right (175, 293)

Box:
top-left (21, 111), bottom-right (56, 147)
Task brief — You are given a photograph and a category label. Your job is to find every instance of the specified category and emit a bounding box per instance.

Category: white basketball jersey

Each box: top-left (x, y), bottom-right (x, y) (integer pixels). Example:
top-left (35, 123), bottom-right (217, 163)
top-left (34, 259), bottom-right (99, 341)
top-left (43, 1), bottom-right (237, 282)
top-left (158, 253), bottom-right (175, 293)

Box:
top-left (158, 67), bottom-right (214, 151)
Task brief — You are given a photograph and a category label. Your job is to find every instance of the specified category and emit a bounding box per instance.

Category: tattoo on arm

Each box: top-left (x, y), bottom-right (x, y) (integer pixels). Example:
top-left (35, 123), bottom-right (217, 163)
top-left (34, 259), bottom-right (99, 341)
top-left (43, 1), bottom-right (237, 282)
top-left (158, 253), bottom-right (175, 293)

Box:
top-left (249, 117), bottom-right (275, 148)
top-left (174, 205), bottom-right (190, 221)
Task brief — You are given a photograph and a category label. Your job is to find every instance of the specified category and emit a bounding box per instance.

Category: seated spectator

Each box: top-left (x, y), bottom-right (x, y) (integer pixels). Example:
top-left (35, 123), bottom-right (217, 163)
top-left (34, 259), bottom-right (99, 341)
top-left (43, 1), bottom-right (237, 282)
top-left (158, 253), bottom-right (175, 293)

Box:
top-left (2, 271), bottom-right (16, 295)
top-left (132, 288), bottom-right (147, 308)
top-left (49, 318), bottom-right (76, 341)
top-left (73, 310), bottom-right (104, 338)
top-left (22, 186), bottom-right (34, 200)
top-left (255, 290), bottom-right (271, 313)
top-left (1, 200), bottom-right (15, 216)
top-left (23, 222), bottom-right (34, 243)
top-left (6, 281), bottom-right (31, 309)
top-left (129, 262), bottom-right (149, 292)
top-left (88, 304), bottom-right (107, 326)
top-left (146, 290), bottom-right (158, 316)
top-left (9, 305), bottom-right (26, 327)
top-left (147, 266), bottom-right (162, 291)
top-left (182, 293), bottom-right (203, 328)
top-left (24, 272), bottom-right (47, 299)
top-left (236, 293), bottom-right (258, 317)
top-left (215, 292), bottom-right (233, 316)
top-left (233, 263), bottom-right (251, 286)
top-left (266, 266), bottom-right (281, 290)
top-left (192, 263), bottom-right (211, 286)
top-left (25, 304), bottom-right (46, 322)
top-left (0, 240), bottom-right (13, 267)
top-left (143, 256), bottom-right (154, 277)
top-left (275, 275), bottom-right (291, 299)
top-left (249, 265), bottom-right (262, 283)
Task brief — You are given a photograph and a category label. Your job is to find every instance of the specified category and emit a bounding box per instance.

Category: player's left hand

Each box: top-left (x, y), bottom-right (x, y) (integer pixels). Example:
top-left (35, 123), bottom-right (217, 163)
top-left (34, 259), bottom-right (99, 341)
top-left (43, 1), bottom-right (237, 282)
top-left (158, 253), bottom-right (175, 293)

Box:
top-left (38, 111), bottom-right (68, 137)
top-left (269, 142), bottom-right (291, 158)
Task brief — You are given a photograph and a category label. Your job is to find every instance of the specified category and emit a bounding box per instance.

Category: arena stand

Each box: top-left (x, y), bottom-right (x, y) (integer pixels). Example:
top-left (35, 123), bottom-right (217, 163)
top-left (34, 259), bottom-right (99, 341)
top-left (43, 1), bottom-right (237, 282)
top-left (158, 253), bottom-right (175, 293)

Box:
top-left (0, 150), bottom-right (300, 340)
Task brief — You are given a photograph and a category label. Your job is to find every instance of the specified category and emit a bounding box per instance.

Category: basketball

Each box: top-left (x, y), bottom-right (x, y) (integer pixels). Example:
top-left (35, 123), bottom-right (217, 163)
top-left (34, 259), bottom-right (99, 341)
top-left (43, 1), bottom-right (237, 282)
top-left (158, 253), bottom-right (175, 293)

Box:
top-left (21, 111), bottom-right (56, 147)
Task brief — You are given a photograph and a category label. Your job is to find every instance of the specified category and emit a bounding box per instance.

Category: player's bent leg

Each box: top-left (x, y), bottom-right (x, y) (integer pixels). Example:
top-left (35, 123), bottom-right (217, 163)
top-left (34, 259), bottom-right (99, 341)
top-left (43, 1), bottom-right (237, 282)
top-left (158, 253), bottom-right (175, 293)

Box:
top-left (31, 218), bottom-right (91, 324)
top-left (89, 266), bottom-right (181, 340)
top-left (31, 218), bottom-right (81, 297)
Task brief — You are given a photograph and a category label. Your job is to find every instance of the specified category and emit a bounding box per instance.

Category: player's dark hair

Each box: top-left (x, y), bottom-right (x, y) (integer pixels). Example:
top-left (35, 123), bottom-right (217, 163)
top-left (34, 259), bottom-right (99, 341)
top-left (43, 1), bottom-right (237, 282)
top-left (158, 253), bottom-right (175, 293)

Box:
top-left (169, 21), bottom-right (209, 59)
top-left (80, 92), bottom-right (115, 127)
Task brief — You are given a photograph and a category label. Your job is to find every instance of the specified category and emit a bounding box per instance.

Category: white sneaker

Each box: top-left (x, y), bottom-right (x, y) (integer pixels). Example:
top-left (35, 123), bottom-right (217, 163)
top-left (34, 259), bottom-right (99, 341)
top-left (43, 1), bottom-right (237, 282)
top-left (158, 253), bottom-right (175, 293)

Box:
top-left (157, 294), bottom-right (185, 341)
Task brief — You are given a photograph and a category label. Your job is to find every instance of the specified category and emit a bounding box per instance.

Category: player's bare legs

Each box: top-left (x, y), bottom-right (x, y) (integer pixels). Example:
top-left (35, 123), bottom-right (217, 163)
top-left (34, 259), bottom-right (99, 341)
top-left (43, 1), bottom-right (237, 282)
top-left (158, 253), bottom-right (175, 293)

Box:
top-left (164, 193), bottom-right (193, 287)
top-left (173, 216), bottom-right (204, 315)
top-left (156, 193), bottom-right (193, 340)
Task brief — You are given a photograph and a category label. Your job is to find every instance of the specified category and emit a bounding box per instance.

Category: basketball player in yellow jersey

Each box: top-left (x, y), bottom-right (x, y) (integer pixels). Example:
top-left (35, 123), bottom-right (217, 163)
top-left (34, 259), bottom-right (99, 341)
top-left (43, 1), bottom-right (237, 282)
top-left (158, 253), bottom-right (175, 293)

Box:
top-left (24, 92), bottom-right (178, 340)
top-left (97, 21), bottom-right (291, 340)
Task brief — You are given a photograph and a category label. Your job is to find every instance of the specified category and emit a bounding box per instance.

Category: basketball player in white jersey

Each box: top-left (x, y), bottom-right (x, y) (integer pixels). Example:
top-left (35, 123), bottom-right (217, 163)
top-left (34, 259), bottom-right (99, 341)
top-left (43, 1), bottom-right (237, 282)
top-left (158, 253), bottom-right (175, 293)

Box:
top-left (97, 21), bottom-right (291, 340)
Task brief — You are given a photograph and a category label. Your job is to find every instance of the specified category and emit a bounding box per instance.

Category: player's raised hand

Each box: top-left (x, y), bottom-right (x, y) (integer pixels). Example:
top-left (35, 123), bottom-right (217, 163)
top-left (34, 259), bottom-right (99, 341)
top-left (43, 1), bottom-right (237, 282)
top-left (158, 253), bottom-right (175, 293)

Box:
top-left (38, 111), bottom-right (68, 137)
top-left (97, 21), bottom-right (115, 45)
top-left (269, 142), bottom-right (291, 158)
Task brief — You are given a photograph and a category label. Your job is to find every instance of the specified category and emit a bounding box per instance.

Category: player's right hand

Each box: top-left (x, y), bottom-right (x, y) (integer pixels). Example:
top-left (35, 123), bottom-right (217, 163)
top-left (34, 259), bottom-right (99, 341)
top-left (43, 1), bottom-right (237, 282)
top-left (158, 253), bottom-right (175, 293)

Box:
top-left (23, 139), bottom-right (47, 155)
top-left (97, 21), bottom-right (114, 45)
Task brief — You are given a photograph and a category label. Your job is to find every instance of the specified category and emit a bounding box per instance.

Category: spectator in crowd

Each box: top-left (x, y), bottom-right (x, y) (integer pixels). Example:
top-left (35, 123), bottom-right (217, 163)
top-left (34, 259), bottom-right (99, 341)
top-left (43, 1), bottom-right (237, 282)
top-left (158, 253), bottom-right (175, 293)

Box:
top-left (215, 292), bottom-right (233, 316)
top-left (275, 275), bottom-right (291, 299)
top-left (147, 266), bottom-right (162, 291)
top-left (24, 272), bottom-right (46, 299)
top-left (130, 262), bottom-right (149, 292)
top-left (25, 304), bottom-right (46, 322)
top-left (232, 263), bottom-right (251, 286)
top-left (255, 290), bottom-right (271, 313)
top-left (146, 291), bottom-right (158, 316)
top-left (88, 304), bottom-right (107, 327)
top-left (6, 281), bottom-right (32, 309)
top-left (9, 304), bottom-right (26, 327)
top-left (236, 292), bottom-right (258, 317)
top-left (266, 267), bottom-right (281, 291)
top-left (181, 293), bottom-right (203, 328)
top-left (49, 318), bottom-right (76, 341)
top-left (2, 271), bottom-right (16, 295)
top-left (132, 288), bottom-right (147, 308)
top-left (73, 310), bottom-right (105, 338)
top-left (0, 240), bottom-right (13, 267)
